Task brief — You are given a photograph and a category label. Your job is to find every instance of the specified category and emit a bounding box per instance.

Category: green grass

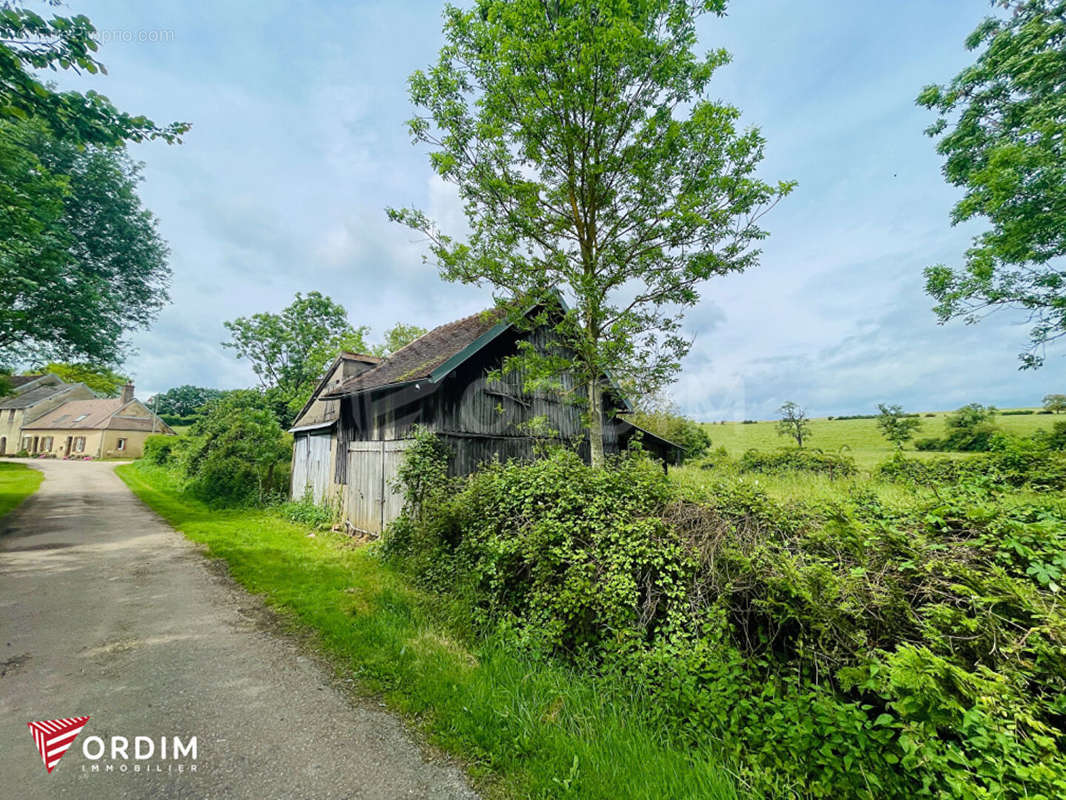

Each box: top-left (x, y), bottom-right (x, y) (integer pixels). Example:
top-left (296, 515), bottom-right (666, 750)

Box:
top-left (0, 461), bottom-right (43, 518)
top-left (116, 462), bottom-right (737, 800)
top-left (702, 409), bottom-right (1060, 470)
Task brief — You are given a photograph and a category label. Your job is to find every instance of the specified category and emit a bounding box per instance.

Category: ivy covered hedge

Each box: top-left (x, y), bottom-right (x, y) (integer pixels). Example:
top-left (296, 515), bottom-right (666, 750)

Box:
top-left (386, 431), bottom-right (1066, 799)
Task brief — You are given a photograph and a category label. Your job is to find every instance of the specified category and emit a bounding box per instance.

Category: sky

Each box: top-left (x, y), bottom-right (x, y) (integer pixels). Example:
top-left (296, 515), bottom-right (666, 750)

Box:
top-left (50, 0), bottom-right (1066, 420)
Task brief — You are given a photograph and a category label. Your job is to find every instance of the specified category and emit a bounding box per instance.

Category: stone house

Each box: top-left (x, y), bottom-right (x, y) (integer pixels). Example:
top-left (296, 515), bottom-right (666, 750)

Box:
top-left (0, 373), bottom-right (96, 455)
top-left (20, 384), bottom-right (174, 459)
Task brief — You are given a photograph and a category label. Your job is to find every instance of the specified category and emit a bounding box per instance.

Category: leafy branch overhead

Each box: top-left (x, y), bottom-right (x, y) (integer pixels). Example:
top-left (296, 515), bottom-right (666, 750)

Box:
top-left (918, 0), bottom-right (1066, 367)
top-left (0, 3), bottom-right (189, 145)
top-left (388, 0), bottom-right (793, 466)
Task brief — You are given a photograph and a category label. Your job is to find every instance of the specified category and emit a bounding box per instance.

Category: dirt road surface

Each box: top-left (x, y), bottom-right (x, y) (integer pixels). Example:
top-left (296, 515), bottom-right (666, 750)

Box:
top-left (0, 459), bottom-right (479, 799)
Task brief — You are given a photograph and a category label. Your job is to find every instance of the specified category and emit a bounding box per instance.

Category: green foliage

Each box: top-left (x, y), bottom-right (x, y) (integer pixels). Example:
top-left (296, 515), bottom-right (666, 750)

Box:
top-left (391, 434), bottom-right (1066, 798)
top-left (876, 403), bottom-right (923, 448)
top-left (222, 291), bottom-right (368, 426)
top-left (628, 408), bottom-right (712, 462)
top-left (34, 362), bottom-right (129, 396)
top-left (118, 461), bottom-right (738, 800)
top-left (150, 385), bottom-right (224, 417)
top-left (275, 494), bottom-right (335, 529)
top-left (880, 432), bottom-right (1066, 491)
top-left (179, 390), bottom-right (291, 506)
top-left (388, 446), bottom-right (686, 656)
top-left (0, 5), bottom-right (188, 146)
top-left (775, 401), bottom-right (812, 448)
top-left (1043, 393), bottom-right (1066, 413)
top-left (918, 0), bottom-right (1066, 367)
top-left (388, 0), bottom-right (792, 465)
top-left (916, 403), bottom-right (1000, 452)
top-left (142, 434), bottom-right (175, 466)
top-left (0, 120), bottom-right (171, 365)
top-left (737, 448), bottom-right (858, 478)
top-left (370, 322), bottom-right (427, 357)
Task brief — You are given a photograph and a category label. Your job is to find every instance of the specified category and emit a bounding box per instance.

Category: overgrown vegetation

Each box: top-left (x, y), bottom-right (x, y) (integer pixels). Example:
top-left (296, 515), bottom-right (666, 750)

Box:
top-left (735, 448), bottom-right (857, 478)
top-left (117, 460), bottom-right (738, 800)
top-left (142, 390), bottom-right (290, 506)
top-left (385, 430), bottom-right (1066, 799)
top-left (915, 403), bottom-right (999, 452)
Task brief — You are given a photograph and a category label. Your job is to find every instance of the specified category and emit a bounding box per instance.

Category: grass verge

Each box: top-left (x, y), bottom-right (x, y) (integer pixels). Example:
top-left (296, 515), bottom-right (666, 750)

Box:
top-left (0, 461), bottom-right (43, 518)
top-left (116, 461), bottom-right (737, 800)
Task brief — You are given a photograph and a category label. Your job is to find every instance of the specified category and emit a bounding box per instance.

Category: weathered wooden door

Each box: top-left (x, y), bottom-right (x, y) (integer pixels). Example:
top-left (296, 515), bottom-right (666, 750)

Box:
top-left (344, 440), bottom-right (411, 534)
top-left (291, 433), bottom-right (332, 504)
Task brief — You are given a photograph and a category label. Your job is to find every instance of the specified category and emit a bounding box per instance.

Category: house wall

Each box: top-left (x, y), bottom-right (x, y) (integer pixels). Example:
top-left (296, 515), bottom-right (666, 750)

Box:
top-left (0, 409), bottom-right (24, 454)
top-left (0, 384), bottom-right (96, 454)
top-left (22, 429), bottom-right (103, 458)
top-left (18, 428), bottom-right (155, 459)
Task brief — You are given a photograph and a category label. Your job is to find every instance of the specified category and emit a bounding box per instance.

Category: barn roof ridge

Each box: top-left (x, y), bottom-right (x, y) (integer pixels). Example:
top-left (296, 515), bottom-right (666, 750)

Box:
top-left (325, 305), bottom-right (510, 398)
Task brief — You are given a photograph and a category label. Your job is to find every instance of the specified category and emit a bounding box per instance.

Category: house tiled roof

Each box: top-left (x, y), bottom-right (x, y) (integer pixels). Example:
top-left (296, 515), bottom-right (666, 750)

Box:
top-left (326, 308), bottom-right (506, 396)
top-left (0, 382), bottom-right (73, 410)
top-left (8, 374), bottom-right (43, 390)
top-left (22, 398), bottom-right (126, 430)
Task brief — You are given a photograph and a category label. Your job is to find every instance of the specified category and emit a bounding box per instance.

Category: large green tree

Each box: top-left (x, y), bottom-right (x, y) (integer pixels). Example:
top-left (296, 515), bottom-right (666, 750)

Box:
top-left (371, 322), bottom-right (428, 357)
top-left (222, 291), bottom-right (369, 424)
top-left (149, 385), bottom-right (226, 417)
top-left (0, 2), bottom-right (188, 146)
top-left (0, 120), bottom-right (171, 366)
top-left (918, 0), bottom-right (1066, 368)
top-left (388, 0), bottom-right (792, 466)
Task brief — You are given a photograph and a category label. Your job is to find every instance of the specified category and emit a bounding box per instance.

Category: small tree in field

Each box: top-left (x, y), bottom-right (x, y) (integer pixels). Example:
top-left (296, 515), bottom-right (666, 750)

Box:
top-left (388, 0), bottom-right (793, 467)
top-left (776, 402), bottom-right (811, 448)
top-left (876, 403), bottom-right (923, 449)
top-left (1043, 394), bottom-right (1066, 414)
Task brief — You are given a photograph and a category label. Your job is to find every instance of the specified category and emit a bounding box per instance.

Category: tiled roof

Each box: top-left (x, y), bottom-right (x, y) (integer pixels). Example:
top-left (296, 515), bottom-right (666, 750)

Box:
top-left (22, 398), bottom-right (125, 430)
top-left (326, 308), bottom-right (506, 396)
top-left (8, 374), bottom-right (42, 390)
top-left (0, 383), bottom-right (72, 410)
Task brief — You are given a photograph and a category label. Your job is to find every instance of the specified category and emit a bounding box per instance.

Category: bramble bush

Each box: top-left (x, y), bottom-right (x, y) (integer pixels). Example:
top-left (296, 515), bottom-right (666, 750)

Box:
top-left (737, 447), bottom-right (857, 478)
top-left (388, 432), bottom-right (1066, 799)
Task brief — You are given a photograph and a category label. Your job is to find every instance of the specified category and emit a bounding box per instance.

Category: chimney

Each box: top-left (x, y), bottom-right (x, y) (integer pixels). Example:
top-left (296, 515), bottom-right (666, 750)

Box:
top-left (121, 383), bottom-right (134, 404)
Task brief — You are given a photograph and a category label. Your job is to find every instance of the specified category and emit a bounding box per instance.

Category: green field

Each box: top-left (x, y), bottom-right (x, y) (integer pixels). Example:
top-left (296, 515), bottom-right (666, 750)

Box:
top-left (0, 461), bottom-right (43, 518)
top-left (699, 409), bottom-right (1059, 470)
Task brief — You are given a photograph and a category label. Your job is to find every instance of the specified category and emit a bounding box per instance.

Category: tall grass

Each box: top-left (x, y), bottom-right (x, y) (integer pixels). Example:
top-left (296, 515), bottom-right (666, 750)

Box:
top-left (116, 462), bottom-right (737, 800)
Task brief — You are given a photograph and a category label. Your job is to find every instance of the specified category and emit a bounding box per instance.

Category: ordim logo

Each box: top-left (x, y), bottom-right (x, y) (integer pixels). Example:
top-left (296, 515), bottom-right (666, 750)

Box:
top-left (27, 717), bottom-right (90, 773)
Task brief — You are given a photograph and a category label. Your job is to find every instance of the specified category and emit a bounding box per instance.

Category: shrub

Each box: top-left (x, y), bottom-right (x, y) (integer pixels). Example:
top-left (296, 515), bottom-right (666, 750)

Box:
top-left (737, 448), bottom-right (857, 478)
top-left (391, 442), bottom-right (1066, 798)
top-left (877, 440), bottom-right (1066, 491)
top-left (914, 436), bottom-right (943, 451)
top-left (142, 434), bottom-right (175, 465)
top-left (941, 403), bottom-right (999, 451)
top-left (180, 390), bottom-right (291, 506)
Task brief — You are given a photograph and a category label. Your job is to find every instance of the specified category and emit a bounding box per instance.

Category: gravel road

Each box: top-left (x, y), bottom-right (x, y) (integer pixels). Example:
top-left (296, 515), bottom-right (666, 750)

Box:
top-left (0, 459), bottom-right (479, 800)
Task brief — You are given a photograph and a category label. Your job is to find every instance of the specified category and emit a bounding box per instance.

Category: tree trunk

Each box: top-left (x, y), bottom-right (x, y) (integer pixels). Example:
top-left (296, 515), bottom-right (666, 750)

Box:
top-left (588, 377), bottom-right (605, 468)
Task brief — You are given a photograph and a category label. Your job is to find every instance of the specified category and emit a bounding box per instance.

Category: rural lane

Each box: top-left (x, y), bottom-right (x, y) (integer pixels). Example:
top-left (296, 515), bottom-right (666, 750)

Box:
top-left (0, 459), bottom-right (478, 799)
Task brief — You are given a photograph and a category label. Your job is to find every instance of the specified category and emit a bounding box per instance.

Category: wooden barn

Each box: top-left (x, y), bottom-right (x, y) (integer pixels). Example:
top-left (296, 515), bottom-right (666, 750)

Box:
top-left (288, 304), bottom-right (681, 534)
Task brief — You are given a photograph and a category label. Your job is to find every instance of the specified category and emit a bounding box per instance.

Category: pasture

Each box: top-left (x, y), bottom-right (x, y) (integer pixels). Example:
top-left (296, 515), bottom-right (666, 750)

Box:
top-left (699, 408), bottom-right (1059, 469)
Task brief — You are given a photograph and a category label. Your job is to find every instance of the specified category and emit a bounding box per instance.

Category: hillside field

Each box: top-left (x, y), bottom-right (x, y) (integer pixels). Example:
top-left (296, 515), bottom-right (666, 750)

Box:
top-left (698, 408), bottom-right (1059, 470)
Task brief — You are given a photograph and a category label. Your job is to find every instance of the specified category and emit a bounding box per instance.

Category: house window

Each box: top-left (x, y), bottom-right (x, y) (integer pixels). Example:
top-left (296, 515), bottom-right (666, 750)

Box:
top-left (74, 437), bottom-right (85, 453)
top-left (41, 437), bottom-right (53, 452)
top-left (21, 437), bottom-right (32, 452)
top-left (116, 438), bottom-right (127, 451)
top-left (7, 409), bottom-right (13, 422)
